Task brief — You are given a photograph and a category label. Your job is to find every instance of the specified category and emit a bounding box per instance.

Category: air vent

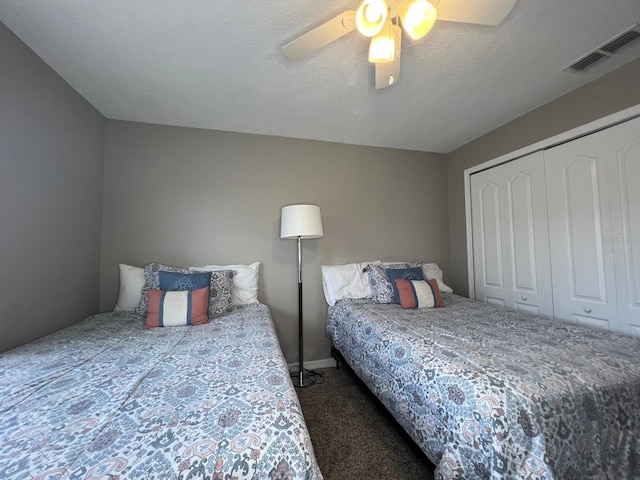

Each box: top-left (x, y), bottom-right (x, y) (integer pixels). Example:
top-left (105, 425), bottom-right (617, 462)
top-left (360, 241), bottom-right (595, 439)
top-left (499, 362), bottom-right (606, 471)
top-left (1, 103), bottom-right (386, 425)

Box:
top-left (568, 52), bottom-right (607, 72)
top-left (601, 29), bottom-right (640, 54)
top-left (564, 24), bottom-right (640, 73)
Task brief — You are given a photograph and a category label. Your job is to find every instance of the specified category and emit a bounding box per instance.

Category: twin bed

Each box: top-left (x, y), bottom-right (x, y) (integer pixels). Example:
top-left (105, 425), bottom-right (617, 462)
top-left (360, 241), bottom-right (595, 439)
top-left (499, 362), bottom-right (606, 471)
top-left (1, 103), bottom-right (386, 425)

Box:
top-left (326, 292), bottom-right (640, 479)
top-left (0, 262), bottom-right (322, 480)
top-left (321, 260), bottom-right (640, 479)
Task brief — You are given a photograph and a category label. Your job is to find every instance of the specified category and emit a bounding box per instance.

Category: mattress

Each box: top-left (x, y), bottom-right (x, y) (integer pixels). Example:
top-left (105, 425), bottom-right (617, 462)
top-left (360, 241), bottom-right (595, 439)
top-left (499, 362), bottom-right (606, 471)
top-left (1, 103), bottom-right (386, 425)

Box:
top-left (0, 304), bottom-right (322, 479)
top-left (327, 293), bottom-right (640, 479)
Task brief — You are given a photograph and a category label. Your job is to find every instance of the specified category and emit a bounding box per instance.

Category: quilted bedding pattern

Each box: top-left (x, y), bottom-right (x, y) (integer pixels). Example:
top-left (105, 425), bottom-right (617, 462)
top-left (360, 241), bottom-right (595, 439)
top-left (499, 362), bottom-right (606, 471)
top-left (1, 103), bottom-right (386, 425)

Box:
top-left (0, 304), bottom-right (322, 480)
top-left (327, 294), bottom-right (640, 480)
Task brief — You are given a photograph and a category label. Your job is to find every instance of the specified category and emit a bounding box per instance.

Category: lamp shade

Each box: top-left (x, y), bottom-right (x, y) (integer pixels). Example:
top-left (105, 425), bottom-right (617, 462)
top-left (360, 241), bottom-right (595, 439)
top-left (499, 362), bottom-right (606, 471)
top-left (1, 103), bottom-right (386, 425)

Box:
top-left (399, 0), bottom-right (437, 40)
top-left (280, 204), bottom-right (324, 239)
top-left (369, 22), bottom-right (400, 63)
top-left (355, 0), bottom-right (388, 37)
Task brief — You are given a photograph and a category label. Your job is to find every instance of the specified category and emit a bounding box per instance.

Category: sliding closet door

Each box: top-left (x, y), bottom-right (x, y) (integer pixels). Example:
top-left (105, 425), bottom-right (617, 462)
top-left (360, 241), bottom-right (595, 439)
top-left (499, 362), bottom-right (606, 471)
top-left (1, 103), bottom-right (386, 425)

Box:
top-left (501, 153), bottom-right (553, 315)
top-left (545, 131), bottom-right (619, 331)
top-left (608, 117), bottom-right (640, 335)
top-left (471, 166), bottom-right (510, 307)
top-left (470, 151), bottom-right (553, 316)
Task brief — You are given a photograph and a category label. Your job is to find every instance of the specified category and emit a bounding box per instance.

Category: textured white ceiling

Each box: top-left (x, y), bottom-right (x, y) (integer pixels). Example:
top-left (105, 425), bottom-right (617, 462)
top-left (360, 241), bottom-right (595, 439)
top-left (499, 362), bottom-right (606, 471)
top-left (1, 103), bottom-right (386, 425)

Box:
top-left (1, 0), bottom-right (639, 153)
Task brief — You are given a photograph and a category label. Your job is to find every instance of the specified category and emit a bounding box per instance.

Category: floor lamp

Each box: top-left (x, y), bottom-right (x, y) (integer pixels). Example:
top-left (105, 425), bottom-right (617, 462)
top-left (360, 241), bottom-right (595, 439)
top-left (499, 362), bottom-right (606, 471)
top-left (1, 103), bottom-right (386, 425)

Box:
top-left (280, 204), bottom-right (324, 387)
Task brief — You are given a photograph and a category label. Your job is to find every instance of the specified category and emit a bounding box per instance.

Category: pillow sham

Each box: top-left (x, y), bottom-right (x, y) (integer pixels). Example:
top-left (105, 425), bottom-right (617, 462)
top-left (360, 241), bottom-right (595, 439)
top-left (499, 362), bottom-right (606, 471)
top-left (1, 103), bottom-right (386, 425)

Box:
top-left (207, 270), bottom-right (236, 317)
top-left (144, 287), bottom-right (209, 328)
top-left (385, 267), bottom-right (425, 304)
top-left (321, 261), bottom-right (379, 306)
top-left (137, 263), bottom-right (235, 318)
top-left (189, 262), bottom-right (260, 305)
top-left (395, 278), bottom-right (445, 309)
top-left (421, 263), bottom-right (454, 293)
top-left (113, 263), bottom-right (145, 312)
top-left (365, 262), bottom-right (421, 303)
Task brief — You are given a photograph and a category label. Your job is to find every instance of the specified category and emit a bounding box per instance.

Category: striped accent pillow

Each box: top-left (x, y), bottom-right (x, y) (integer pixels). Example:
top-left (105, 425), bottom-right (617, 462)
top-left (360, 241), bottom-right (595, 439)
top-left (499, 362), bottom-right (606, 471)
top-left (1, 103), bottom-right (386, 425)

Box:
top-left (394, 278), bottom-right (445, 309)
top-left (144, 287), bottom-right (209, 328)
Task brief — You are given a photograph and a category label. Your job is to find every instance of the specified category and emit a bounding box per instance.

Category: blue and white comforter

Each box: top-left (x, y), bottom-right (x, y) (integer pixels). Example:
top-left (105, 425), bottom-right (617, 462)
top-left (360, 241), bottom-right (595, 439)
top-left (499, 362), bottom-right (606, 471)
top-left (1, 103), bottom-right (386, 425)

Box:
top-left (0, 304), bottom-right (322, 480)
top-left (327, 294), bottom-right (640, 479)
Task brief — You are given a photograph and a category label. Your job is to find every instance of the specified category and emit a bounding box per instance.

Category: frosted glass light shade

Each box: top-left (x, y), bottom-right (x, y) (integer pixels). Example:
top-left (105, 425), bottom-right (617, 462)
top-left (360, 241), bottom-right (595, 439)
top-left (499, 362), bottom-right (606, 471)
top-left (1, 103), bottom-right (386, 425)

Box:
top-left (369, 22), bottom-right (400, 63)
top-left (280, 204), bottom-right (324, 239)
top-left (356, 0), bottom-right (388, 37)
top-left (399, 0), bottom-right (437, 40)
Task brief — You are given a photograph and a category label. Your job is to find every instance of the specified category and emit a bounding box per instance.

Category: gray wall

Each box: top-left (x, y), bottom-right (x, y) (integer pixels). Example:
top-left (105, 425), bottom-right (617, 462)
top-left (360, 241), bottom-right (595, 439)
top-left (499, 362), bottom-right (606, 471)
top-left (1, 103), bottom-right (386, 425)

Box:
top-left (446, 58), bottom-right (640, 296)
top-left (101, 121), bottom-right (449, 363)
top-left (0, 22), bottom-right (106, 352)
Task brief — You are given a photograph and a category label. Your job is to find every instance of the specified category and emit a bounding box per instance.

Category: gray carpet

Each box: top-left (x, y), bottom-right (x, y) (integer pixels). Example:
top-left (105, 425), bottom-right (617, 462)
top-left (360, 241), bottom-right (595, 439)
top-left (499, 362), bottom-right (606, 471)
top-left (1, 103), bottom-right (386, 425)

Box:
top-left (296, 367), bottom-right (435, 480)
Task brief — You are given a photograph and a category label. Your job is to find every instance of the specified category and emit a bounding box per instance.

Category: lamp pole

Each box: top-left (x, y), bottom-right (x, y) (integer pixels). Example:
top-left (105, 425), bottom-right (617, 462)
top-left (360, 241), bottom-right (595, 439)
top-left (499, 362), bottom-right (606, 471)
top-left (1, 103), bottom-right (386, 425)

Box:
top-left (297, 236), bottom-right (305, 386)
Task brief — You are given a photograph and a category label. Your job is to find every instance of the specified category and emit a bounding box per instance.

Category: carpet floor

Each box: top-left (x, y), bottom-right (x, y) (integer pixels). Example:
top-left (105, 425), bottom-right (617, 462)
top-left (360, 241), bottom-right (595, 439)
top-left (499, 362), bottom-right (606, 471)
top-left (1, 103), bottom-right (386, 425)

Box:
top-left (296, 367), bottom-right (435, 480)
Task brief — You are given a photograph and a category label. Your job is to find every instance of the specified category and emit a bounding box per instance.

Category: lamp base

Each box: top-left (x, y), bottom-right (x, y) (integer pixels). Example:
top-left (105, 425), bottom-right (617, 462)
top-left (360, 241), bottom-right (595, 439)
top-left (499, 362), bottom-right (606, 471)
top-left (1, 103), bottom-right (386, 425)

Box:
top-left (289, 368), bottom-right (320, 388)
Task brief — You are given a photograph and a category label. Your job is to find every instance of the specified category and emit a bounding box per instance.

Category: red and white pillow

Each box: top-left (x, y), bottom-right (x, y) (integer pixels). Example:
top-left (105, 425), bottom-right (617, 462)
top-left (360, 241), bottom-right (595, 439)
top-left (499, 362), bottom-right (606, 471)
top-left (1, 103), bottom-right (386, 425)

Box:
top-left (144, 287), bottom-right (210, 329)
top-left (394, 278), bottom-right (445, 309)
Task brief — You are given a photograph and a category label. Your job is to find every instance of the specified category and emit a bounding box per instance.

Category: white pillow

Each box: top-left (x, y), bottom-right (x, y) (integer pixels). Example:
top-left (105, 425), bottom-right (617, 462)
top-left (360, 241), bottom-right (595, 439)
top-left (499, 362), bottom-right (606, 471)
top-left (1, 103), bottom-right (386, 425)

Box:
top-left (321, 261), bottom-right (380, 306)
top-left (421, 263), bottom-right (453, 293)
top-left (189, 262), bottom-right (260, 305)
top-left (114, 264), bottom-right (145, 311)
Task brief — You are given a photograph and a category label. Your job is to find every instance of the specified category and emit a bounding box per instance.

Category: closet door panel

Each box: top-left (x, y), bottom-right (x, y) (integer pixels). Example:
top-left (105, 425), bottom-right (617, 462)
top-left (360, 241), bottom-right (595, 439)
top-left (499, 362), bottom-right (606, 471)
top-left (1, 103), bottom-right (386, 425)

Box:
top-left (471, 174), bottom-right (508, 306)
top-left (610, 118), bottom-right (640, 334)
top-left (564, 157), bottom-right (607, 300)
top-left (545, 140), bottom-right (618, 330)
top-left (509, 173), bottom-right (536, 291)
top-left (502, 152), bottom-right (553, 316)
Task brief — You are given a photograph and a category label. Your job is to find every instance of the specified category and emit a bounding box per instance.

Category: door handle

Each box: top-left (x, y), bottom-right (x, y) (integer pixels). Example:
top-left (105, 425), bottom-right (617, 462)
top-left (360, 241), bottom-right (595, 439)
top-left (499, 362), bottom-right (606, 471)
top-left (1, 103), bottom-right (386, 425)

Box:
top-left (583, 306), bottom-right (592, 314)
top-left (521, 295), bottom-right (527, 301)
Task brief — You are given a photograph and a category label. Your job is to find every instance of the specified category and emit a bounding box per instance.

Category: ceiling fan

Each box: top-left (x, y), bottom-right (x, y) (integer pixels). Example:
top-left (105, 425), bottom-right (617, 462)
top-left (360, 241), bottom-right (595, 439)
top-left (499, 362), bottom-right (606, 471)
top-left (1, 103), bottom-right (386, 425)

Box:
top-left (282, 0), bottom-right (518, 89)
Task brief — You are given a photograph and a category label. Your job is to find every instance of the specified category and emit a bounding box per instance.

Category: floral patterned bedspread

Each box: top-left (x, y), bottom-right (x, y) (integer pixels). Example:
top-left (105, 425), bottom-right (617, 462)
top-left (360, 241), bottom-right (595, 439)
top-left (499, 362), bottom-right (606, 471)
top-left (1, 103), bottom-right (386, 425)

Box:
top-left (327, 294), bottom-right (640, 480)
top-left (0, 304), bottom-right (322, 480)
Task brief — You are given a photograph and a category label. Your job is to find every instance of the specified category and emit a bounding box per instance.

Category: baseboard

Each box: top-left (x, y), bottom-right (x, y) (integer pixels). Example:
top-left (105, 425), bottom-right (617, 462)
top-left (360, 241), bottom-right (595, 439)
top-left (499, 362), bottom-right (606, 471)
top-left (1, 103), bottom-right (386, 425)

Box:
top-left (287, 357), bottom-right (336, 370)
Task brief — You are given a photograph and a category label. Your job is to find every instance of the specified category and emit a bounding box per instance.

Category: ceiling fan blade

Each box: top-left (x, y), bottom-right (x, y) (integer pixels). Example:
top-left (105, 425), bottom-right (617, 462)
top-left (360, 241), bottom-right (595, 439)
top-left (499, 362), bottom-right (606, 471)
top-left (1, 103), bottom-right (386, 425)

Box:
top-left (375, 26), bottom-right (401, 89)
top-left (282, 10), bottom-right (357, 60)
top-left (436, 0), bottom-right (518, 26)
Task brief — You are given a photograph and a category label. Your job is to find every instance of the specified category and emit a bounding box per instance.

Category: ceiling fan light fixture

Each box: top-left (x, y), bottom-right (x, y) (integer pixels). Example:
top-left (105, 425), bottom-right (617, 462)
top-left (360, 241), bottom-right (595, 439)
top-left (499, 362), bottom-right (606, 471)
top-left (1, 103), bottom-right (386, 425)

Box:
top-left (356, 0), bottom-right (389, 37)
top-left (368, 21), bottom-right (400, 63)
top-left (399, 0), bottom-right (437, 40)
top-left (282, 0), bottom-right (517, 89)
